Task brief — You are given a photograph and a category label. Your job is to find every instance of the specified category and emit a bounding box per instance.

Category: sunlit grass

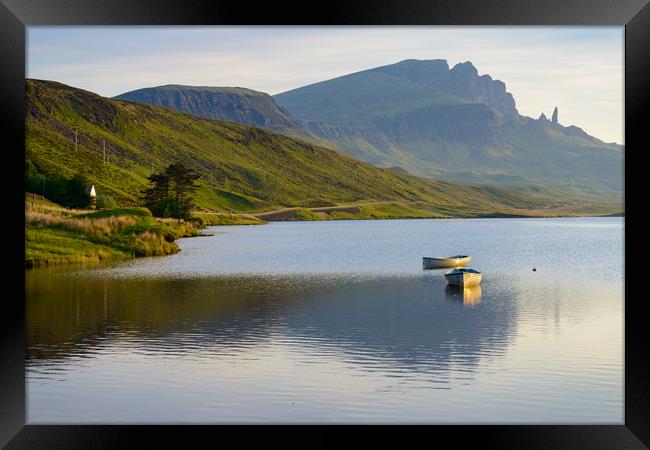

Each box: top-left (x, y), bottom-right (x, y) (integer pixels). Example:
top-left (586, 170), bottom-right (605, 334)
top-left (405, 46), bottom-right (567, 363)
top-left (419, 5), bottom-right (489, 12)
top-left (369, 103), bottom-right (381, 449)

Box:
top-left (191, 212), bottom-right (266, 226)
top-left (25, 78), bottom-right (616, 217)
top-left (25, 200), bottom-right (199, 267)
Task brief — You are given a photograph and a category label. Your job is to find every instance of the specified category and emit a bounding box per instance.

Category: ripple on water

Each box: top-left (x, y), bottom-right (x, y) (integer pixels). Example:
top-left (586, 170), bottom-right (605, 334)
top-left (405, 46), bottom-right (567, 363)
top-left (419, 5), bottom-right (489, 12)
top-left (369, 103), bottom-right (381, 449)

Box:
top-left (26, 218), bottom-right (623, 423)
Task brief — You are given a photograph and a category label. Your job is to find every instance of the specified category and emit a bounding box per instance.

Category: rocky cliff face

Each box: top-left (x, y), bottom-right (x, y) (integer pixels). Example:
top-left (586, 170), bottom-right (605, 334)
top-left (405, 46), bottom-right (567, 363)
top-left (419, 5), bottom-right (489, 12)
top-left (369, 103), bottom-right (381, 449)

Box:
top-left (449, 62), bottom-right (517, 118)
top-left (371, 59), bottom-right (518, 118)
top-left (373, 103), bottom-right (506, 149)
top-left (115, 85), bottom-right (303, 132)
top-left (112, 59), bottom-right (622, 196)
top-left (275, 59), bottom-right (622, 194)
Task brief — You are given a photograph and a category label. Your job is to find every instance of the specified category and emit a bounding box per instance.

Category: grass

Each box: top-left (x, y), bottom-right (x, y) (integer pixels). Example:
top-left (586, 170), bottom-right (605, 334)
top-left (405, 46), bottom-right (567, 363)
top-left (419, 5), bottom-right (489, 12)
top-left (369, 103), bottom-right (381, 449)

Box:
top-left (25, 78), bottom-right (620, 219)
top-left (207, 189), bottom-right (269, 212)
top-left (253, 199), bottom-right (620, 223)
top-left (76, 207), bottom-right (153, 219)
top-left (25, 227), bottom-right (127, 267)
top-left (257, 203), bottom-right (448, 222)
top-left (25, 194), bottom-right (92, 217)
top-left (25, 198), bottom-right (200, 268)
top-left (25, 189), bottom-right (620, 268)
top-left (330, 203), bottom-right (444, 220)
top-left (191, 212), bottom-right (266, 226)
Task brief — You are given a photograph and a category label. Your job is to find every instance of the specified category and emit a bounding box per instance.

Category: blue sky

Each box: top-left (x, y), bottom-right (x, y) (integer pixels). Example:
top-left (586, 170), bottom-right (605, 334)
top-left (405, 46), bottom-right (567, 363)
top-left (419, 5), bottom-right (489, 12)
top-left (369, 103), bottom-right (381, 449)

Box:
top-left (27, 26), bottom-right (623, 143)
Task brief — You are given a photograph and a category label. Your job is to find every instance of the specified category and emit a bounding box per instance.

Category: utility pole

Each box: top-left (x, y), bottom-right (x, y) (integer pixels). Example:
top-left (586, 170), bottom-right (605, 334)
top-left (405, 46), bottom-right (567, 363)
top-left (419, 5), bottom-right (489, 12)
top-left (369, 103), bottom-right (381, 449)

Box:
top-left (75, 129), bottom-right (78, 152)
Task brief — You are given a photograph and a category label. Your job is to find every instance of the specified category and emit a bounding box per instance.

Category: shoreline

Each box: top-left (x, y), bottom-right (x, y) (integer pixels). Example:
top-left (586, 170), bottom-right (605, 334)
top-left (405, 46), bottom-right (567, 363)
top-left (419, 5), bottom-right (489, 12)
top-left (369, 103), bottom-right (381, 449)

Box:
top-left (25, 195), bottom-right (623, 269)
top-left (255, 212), bottom-right (625, 221)
top-left (199, 200), bottom-right (623, 223)
top-left (207, 209), bottom-right (625, 223)
top-left (25, 200), bottom-right (200, 269)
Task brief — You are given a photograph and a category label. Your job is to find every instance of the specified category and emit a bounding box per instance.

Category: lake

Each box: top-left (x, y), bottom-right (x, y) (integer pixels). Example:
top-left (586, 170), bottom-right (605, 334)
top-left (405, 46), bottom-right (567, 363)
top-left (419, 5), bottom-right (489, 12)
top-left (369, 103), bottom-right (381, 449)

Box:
top-left (26, 217), bottom-right (624, 423)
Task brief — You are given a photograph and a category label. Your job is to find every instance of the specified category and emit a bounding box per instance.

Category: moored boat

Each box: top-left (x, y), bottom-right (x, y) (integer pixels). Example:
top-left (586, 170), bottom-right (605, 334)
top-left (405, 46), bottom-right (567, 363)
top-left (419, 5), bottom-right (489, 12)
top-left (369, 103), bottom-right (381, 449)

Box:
top-left (422, 255), bottom-right (471, 269)
top-left (444, 268), bottom-right (482, 288)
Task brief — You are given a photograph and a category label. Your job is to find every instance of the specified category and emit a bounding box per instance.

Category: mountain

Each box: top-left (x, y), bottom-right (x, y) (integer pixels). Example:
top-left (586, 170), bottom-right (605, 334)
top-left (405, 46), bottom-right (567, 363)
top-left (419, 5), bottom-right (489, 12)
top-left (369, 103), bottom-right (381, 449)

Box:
top-left (115, 85), bottom-right (301, 131)
top-left (274, 59), bottom-right (623, 196)
top-left (113, 84), bottom-right (333, 148)
top-left (28, 79), bottom-right (598, 216)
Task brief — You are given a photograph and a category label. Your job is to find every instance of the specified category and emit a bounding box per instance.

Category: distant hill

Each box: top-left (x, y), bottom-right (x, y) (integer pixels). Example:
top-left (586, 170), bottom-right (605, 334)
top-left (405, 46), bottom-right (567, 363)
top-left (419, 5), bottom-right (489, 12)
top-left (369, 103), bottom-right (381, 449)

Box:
top-left (114, 84), bottom-right (333, 148)
top-left (115, 85), bottom-right (301, 130)
top-left (27, 79), bottom-right (604, 216)
top-left (274, 59), bottom-right (623, 196)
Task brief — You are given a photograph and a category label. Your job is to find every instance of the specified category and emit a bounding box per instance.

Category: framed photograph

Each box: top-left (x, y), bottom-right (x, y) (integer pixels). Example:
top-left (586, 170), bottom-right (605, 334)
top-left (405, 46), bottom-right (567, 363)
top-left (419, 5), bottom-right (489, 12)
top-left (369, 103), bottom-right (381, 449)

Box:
top-left (2, 0), bottom-right (647, 447)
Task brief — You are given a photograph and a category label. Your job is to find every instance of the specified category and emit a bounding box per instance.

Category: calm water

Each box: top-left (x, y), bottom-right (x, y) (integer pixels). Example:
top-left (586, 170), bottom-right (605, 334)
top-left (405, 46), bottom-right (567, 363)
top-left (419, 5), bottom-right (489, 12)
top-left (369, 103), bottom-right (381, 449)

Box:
top-left (26, 217), bottom-right (624, 423)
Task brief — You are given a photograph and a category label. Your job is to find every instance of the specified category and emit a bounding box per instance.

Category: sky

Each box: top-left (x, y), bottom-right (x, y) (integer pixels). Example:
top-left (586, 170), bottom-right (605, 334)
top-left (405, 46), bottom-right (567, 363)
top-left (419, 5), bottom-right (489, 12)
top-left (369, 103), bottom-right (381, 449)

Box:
top-left (27, 27), bottom-right (624, 144)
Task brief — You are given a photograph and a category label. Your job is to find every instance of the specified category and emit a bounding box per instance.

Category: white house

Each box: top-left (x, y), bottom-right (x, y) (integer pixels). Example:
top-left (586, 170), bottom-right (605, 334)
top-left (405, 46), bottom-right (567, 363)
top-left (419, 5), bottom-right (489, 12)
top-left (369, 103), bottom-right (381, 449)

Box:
top-left (86, 184), bottom-right (97, 209)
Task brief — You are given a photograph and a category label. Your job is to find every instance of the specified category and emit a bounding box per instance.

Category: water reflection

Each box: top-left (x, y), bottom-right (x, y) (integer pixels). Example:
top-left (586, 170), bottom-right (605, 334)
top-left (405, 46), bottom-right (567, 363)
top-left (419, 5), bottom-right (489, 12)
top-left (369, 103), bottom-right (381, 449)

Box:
top-left (26, 269), bottom-right (515, 380)
top-left (445, 285), bottom-right (482, 306)
top-left (25, 217), bottom-right (623, 423)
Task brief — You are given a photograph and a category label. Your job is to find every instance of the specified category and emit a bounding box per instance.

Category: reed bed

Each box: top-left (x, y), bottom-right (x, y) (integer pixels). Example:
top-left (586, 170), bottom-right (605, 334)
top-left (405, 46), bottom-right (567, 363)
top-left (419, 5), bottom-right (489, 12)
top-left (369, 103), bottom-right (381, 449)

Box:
top-left (25, 203), bottom-right (199, 267)
top-left (25, 201), bottom-right (92, 217)
top-left (132, 231), bottom-right (179, 257)
top-left (26, 210), bottom-right (138, 237)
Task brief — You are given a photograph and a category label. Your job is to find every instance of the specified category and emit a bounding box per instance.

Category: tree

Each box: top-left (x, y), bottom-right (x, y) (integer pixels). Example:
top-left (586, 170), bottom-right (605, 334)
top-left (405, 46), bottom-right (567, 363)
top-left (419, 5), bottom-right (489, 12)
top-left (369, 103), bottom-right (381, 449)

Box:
top-left (43, 174), bottom-right (69, 205)
top-left (142, 163), bottom-right (200, 219)
top-left (96, 194), bottom-right (118, 210)
top-left (142, 171), bottom-right (171, 216)
top-left (64, 173), bottom-right (92, 209)
top-left (165, 163), bottom-right (200, 219)
top-left (25, 161), bottom-right (92, 209)
top-left (25, 159), bottom-right (43, 194)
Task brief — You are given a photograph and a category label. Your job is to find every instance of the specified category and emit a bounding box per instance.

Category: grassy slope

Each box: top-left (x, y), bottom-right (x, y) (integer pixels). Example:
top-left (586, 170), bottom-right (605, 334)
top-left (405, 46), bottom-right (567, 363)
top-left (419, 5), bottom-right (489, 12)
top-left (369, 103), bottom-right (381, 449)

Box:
top-left (25, 196), bottom-right (199, 267)
top-left (255, 198), bottom-right (621, 222)
top-left (114, 84), bottom-right (340, 155)
top-left (26, 79), bottom-right (618, 218)
top-left (191, 212), bottom-right (266, 226)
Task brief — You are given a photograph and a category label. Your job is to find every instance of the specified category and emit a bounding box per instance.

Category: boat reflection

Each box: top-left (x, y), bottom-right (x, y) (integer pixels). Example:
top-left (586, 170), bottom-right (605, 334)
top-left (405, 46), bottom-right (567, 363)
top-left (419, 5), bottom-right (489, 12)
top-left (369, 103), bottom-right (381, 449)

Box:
top-left (26, 269), bottom-right (513, 378)
top-left (445, 284), bottom-right (482, 306)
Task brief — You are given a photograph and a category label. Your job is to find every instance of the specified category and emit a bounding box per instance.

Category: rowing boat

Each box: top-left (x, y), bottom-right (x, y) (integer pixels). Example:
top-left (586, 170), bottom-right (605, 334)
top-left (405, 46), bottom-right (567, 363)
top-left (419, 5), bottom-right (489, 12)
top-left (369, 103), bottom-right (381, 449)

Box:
top-left (444, 268), bottom-right (482, 288)
top-left (422, 255), bottom-right (471, 269)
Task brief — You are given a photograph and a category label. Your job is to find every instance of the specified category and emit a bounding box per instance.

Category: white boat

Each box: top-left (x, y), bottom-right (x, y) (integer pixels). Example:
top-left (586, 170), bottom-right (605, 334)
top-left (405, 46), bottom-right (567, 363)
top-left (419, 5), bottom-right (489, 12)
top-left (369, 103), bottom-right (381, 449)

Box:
top-left (444, 268), bottom-right (482, 288)
top-left (422, 255), bottom-right (471, 269)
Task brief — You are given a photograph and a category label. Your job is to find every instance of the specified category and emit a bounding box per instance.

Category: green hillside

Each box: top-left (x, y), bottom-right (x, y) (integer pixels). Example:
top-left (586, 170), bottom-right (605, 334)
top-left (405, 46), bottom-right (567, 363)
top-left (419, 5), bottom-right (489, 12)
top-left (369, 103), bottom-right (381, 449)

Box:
top-left (114, 84), bottom-right (336, 151)
top-left (25, 79), bottom-right (619, 217)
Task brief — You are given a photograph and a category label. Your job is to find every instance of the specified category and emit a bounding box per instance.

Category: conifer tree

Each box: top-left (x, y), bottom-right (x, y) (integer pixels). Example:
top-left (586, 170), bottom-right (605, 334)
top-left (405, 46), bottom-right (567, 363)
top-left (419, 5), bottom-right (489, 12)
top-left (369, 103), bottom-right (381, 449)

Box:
top-left (142, 163), bottom-right (200, 219)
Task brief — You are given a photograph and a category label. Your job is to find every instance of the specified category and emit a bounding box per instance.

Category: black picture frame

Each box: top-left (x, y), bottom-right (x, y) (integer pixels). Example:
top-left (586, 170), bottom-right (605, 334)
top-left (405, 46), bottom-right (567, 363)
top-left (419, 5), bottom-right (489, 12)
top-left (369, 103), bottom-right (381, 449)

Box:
top-left (2, 0), bottom-right (647, 447)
